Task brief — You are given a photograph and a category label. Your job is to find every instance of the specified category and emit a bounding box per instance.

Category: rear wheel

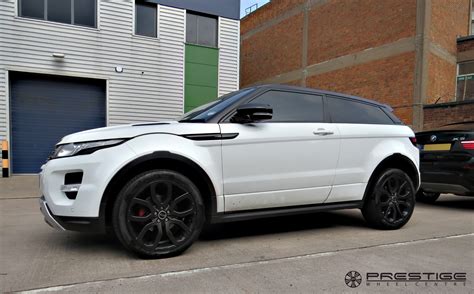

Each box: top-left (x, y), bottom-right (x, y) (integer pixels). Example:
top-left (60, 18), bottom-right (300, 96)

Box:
top-left (362, 168), bottom-right (416, 230)
top-left (112, 170), bottom-right (204, 258)
top-left (416, 190), bottom-right (440, 203)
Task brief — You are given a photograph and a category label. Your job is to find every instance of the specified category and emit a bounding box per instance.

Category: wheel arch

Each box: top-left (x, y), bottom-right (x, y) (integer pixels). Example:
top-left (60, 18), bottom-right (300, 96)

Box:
top-left (100, 151), bottom-right (217, 229)
top-left (362, 153), bottom-right (420, 204)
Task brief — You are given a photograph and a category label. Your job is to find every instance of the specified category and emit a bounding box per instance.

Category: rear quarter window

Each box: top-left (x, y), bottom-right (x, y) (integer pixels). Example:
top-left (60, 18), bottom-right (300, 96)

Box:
top-left (327, 96), bottom-right (394, 125)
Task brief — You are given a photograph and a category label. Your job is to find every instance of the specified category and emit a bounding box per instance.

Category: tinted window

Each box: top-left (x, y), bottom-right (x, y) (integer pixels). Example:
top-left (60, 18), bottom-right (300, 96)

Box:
top-left (74, 0), bottom-right (96, 27)
top-left (135, 1), bottom-right (157, 37)
top-left (19, 0), bottom-right (96, 27)
top-left (186, 13), bottom-right (198, 44)
top-left (20, 0), bottom-right (44, 19)
top-left (186, 12), bottom-right (217, 47)
top-left (47, 0), bottom-right (71, 24)
top-left (250, 91), bottom-right (324, 122)
top-left (327, 97), bottom-right (394, 125)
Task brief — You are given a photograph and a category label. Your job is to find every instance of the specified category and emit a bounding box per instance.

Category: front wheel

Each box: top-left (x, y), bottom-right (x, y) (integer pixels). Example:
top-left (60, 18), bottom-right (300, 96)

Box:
top-left (416, 190), bottom-right (440, 203)
top-left (112, 170), bottom-right (205, 258)
top-left (362, 168), bottom-right (416, 230)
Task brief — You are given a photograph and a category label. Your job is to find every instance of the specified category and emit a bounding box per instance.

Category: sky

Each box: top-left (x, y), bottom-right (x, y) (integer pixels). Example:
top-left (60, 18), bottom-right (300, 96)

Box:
top-left (240, 0), bottom-right (270, 18)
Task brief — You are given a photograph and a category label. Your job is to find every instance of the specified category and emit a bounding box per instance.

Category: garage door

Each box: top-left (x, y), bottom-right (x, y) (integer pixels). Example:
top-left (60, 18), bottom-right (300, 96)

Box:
top-left (10, 72), bottom-right (106, 174)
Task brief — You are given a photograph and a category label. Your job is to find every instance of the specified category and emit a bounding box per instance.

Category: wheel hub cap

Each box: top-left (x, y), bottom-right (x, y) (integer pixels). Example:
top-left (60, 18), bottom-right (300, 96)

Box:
top-left (157, 210), bottom-right (168, 221)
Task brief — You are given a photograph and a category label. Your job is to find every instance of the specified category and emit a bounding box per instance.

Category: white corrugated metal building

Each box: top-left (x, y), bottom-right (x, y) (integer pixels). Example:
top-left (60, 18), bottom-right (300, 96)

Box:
top-left (0, 0), bottom-right (240, 174)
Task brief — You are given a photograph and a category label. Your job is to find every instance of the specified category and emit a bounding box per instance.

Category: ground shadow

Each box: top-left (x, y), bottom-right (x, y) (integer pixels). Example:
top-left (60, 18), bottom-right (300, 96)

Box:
top-left (54, 231), bottom-right (133, 257)
top-left (418, 195), bottom-right (474, 211)
top-left (200, 210), bottom-right (367, 241)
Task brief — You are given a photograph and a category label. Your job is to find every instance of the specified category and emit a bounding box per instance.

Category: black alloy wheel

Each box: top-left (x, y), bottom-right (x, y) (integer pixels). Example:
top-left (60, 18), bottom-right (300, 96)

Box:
top-left (362, 168), bottom-right (416, 230)
top-left (113, 170), bottom-right (204, 258)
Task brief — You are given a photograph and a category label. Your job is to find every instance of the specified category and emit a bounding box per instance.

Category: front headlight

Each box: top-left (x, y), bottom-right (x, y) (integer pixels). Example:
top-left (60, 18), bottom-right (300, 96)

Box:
top-left (50, 139), bottom-right (125, 159)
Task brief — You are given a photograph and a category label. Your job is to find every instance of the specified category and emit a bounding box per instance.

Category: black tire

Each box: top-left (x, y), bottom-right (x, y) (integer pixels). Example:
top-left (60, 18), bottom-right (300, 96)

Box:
top-left (362, 168), bottom-right (416, 230)
top-left (112, 170), bottom-right (205, 258)
top-left (416, 190), bottom-right (440, 203)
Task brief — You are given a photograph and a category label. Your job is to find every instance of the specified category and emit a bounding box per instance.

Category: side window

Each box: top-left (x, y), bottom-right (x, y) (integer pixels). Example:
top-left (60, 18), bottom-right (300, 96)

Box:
top-left (327, 97), bottom-right (394, 125)
top-left (135, 0), bottom-right (157, 37)
top-left (249, 91), bottom-right (324, 122)
top-left (186, 12), bottom-right (218, 47)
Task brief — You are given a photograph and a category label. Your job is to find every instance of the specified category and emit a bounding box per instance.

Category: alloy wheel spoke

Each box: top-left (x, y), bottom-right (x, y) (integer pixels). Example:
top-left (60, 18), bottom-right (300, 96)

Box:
top-left (384, 204), bottom-right (392, 217)
top-left (170, 218), bottom-right (191, 235)
top-left (391, 203), bottom-right (398, 220)
top-left (394, 202), bottom-right (403, 220)
top-left (398, 180), bottom-right (408, 194)
top-left (172, 208), bottom-right (194, 218)
top-left (149, 182), bottom-right (162, 207)
top-left (129, 214), bottom-right (152, 223)
top-left (136, 222), bottom-right (156, 244)
top-left (165, 222), bottom-right (179, 246)
top-left (173, 192), bottom-right (191, 206)
top-left (131, 198), bottom-right (154, 211)
top-left (387, 177), bottom-right (399, 194)
top-left (152, 222), bottom-right (163, 247)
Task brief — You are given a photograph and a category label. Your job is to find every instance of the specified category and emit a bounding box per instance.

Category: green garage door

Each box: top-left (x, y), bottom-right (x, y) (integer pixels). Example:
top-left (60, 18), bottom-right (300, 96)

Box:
top-left (184, 44), bottom-right (219, 112)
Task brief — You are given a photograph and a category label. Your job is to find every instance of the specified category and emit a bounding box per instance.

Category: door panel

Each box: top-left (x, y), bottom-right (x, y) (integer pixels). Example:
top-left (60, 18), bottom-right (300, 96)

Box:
top-left (220, 122), bottom-right (340, 212)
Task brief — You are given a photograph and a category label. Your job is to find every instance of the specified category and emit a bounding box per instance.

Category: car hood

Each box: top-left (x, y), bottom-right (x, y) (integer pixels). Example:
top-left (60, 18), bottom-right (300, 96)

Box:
top-left (58, 121), bottom-right (220, 144)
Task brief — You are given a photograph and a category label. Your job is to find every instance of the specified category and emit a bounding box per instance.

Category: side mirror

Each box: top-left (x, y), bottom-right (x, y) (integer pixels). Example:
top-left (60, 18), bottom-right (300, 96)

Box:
top-left (232, 103), bottom-right (273, 123)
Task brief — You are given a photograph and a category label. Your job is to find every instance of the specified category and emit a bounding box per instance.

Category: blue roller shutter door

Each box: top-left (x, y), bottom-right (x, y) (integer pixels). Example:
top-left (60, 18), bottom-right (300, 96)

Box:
top-left (10, 72), bottom-right (106, 173)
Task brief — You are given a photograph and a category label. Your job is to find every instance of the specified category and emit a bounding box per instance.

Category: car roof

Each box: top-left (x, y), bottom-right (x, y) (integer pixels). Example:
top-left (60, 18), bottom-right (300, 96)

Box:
top-left (247, 84), bottom-right (393, 110)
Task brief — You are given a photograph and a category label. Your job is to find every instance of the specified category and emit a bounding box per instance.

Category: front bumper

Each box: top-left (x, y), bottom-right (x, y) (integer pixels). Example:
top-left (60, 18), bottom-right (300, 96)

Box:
top-left (39, 196), bottom-right (65, 231)
top-left (39, 196), bottom-right (106, 232)
top-left (40, 142), bottom-right (136, 218)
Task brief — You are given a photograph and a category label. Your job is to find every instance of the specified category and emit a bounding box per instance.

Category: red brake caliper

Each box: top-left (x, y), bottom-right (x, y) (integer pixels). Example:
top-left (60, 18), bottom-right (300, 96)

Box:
top-left (137, 208), bottom-right (146, 217)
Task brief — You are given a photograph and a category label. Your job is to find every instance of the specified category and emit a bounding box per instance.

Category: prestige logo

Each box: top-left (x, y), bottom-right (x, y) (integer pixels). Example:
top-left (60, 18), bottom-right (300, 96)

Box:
top-left (344, 271), bottom-right (467, 288)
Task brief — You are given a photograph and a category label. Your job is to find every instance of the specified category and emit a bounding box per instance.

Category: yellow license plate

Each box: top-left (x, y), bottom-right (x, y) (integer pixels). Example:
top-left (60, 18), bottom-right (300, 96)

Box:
top-left (423, 143), bottom-right (451, 151)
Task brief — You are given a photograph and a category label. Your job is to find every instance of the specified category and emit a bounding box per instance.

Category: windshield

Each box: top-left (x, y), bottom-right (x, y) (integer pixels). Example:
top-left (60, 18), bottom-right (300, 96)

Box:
top-left (178, 88), bottom-right (255, 122)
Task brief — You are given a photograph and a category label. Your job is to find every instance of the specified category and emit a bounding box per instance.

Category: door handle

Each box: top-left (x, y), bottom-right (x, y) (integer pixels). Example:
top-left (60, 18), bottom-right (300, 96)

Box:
top-left (313, 129), bottom-right (334, 136)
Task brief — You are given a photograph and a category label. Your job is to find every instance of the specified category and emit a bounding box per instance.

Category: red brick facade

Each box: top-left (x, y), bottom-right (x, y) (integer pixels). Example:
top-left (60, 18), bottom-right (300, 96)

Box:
top-left (307, 0), bottom-right (417, 64)
top-left (306, 52), bottom-right (416, 124)
top-left (240, 0), bottom-right (471, 130)
top-left (241, 12), bottom-right (304, 86)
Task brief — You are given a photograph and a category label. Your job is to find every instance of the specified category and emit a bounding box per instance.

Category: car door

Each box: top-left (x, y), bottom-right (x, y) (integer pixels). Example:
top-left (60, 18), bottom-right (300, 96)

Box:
top-left (219, 90), bottom-right (341, 212)
top-left (324, 96), bottom-right (400, 203)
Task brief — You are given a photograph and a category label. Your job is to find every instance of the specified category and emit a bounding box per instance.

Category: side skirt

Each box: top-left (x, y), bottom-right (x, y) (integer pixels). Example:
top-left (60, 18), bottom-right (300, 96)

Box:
top-left (210, 201), bottom-right (363, 224)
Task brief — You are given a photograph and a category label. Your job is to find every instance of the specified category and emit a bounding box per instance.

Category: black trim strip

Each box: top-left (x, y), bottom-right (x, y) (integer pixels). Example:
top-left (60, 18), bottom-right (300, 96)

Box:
top-left (182, 133), bottom-right (239, 141)
top-left (210, 201), bottom-right (363, 224)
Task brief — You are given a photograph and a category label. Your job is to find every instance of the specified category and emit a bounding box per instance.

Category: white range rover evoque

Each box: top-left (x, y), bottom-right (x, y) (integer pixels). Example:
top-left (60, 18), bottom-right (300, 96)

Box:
top-left (39, 84), bottom-right (420, 258)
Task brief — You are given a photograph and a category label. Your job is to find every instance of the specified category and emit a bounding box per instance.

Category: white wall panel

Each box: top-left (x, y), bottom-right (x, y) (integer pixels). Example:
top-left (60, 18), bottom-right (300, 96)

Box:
top-left (218, 17), bottom-right (240, 96)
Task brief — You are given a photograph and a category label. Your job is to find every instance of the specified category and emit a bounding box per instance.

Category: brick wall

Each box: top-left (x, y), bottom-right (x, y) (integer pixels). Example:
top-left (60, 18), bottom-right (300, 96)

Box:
top-left (423, 102), bottom-right (474, 130)
top-left (458, 37), bottom-right (474, 52)
top-left (426, 53), bottom-right (457, 104)
top-left (241, 12), bottom-right (304, 86)
top-left (430, 0), bottom-right (470, 56)
top-left (241, 0), bottom-right (471, 129)
top-left (307, 0), bottom-right (416, 64)
top-left (306, 52), bottom-right (416, 124)
top-left (241, 0), bottom-right (306, 35)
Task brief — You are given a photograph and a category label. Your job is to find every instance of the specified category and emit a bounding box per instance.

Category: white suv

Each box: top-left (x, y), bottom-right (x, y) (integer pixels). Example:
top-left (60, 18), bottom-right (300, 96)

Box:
top-left (39, 85), bottom-right (420, 258)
